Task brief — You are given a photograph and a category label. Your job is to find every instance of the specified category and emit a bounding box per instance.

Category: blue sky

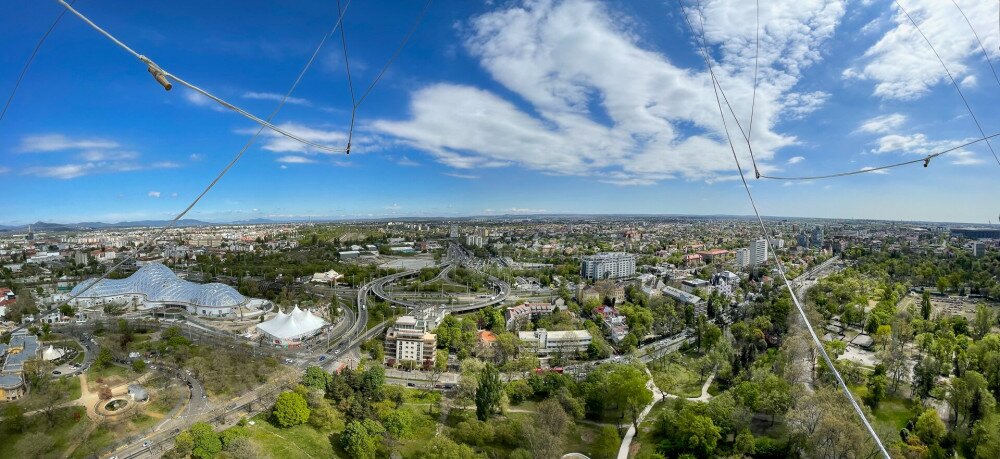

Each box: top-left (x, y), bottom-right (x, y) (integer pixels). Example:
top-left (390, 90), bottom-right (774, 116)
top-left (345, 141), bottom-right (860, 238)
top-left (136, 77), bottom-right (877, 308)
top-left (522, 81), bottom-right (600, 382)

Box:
top-left (2, 0), bottom-right (999, 225)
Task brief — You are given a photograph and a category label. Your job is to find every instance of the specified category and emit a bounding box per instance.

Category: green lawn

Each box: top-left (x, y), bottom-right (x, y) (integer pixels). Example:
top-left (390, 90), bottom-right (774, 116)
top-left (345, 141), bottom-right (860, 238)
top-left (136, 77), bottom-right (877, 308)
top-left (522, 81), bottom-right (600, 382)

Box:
top-left (248, 414), bottom-right (342, 459)
top-left (86, 364), bottom-right (130, 390)
top-left (648, 353), bottom-right (707, 398)
top-left (849, 385), bottom-right (913, 444)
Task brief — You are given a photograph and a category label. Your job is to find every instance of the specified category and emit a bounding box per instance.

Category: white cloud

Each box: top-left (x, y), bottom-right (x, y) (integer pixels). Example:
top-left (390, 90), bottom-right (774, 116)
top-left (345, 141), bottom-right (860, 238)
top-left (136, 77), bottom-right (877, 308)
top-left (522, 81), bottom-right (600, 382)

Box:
top-left (860, 166), bottom-right (889, 174)
top-left (373, 0), bottom-right (844, 184)
top-left (256, 123), bottom-right (354, 154)
top-left (858, 113), bottom-right (906, 134)
top-left (148, 191), bottom-right (161, 198)
top-left (21, 160), bottom-right (177, 180)
top-left (17, 134), bottom-right (119, 153)
top-left (242, 92), bottom-right (311, 106)
top-left (948, 150), bottom-right (984, 165)
top-left (960, 74), bottom-right (977, 88)
top-left (872, 132), bottom-right (972, 155)
top-left (443, 172), bottom-right (480, 179)
top-left (79, 150), bottom-right (138, 161)
top-left (189, 153), bottom-right (203, 161)
top-left (15, 134), bottom-right (171, 179)
top-left (786, 156), bottom-right (805, 165)
top-left (184, 88), bottom-right (226, 112)
top-left (171, 192), bottom-right (178, 198)
top-left (397, 156), bottom-right (420, 167)
top-left (275, 155), bottom-right (317, 164)
top-left (782, 91), bottom-right (830, 118)
top-left (845, 0), bottom-right (999, 100)
top-left (22, 164), bottom-right (94, 179)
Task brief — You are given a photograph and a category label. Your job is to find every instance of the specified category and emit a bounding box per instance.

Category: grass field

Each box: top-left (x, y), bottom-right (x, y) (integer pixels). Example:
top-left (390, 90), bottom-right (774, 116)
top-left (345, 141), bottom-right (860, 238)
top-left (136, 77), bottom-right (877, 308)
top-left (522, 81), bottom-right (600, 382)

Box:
top-left (849, 385), bottom-right (914, 443)
top-left (249, 413), bottom-right (343, 459)
top-left (648, 353), bottom-right (707, 398)
top-left (86, 364), bottom-right (130, 390)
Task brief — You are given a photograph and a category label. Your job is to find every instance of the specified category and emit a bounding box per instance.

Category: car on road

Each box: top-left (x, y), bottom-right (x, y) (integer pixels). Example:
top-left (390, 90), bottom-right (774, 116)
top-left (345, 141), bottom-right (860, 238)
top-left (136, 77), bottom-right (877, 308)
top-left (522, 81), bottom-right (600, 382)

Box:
top-left (318, 356), bottom-right (327, 362)
top-left (143, 441), bottom-right (150, 447)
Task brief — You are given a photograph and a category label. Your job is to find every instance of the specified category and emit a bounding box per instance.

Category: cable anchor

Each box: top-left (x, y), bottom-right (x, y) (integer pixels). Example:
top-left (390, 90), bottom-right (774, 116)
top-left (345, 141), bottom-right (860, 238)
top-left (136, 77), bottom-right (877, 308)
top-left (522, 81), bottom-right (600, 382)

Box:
top-left (923, 157), bottom-right (931, 168)
top-left (138, 55), bottom-right (171, 91)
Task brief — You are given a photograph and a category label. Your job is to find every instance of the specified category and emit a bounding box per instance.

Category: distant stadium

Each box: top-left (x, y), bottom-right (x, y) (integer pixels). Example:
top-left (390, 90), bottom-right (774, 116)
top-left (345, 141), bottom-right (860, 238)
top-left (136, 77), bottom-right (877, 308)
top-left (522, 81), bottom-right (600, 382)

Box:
top-left (69, 263), bottom-right (266, 317)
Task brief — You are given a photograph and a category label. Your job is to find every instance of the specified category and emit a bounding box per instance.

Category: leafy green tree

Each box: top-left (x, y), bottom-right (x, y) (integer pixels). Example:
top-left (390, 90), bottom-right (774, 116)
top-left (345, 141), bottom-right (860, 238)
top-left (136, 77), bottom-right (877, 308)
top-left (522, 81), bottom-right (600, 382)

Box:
top-left (303, 366), bottom-right (331, 392)
top-left (475, 363), bottom-right (503, 421)
top-left (174, 431), bottom-right (194, 457)
top-left (606, 364), bottom-right (653, 431)
top-left (131, 359), bottom-right (147, 373)
top-left (865, 367), bottom-right (889, 410)
top-left (591, 425), bottom-right (621, 459)
top-left (94, 347), bottom-right (113, 369)
top-left (971, 414), bottom-right (1000, 458)
top-left (382, 409), bottom-right (413, 445)
top-left (189, 422), bottom-right (222, 459)
top-left (1, 404), bottom-right (25, 433)
top-left (340, 419), bottom-right (386, 459)
top-left (272, 391), bottom-right (310, 427)
top-left (308, 400), bottom-right (339, 430)
top-left (657, 407), bottom-right (721, 457)
top-left (915, 408), bottom-right (945, 445)
top-left (921, 291), bottom-right (932, 320)
top-left (734, 429), bottom-right (756, 456)
top-left (416, 436), bottom-right (484, 459)
top-left (950, 371), bottom-right (996, 428)
top-left (219, 426), bottom-right (249, 448)
top-left (974, 304), bottom-right (995, 339)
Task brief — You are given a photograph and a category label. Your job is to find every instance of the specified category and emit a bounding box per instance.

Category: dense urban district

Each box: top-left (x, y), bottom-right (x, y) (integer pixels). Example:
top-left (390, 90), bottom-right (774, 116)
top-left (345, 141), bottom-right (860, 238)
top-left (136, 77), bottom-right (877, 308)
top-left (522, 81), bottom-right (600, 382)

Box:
top-left (1, 216), bottom-right (999, 459)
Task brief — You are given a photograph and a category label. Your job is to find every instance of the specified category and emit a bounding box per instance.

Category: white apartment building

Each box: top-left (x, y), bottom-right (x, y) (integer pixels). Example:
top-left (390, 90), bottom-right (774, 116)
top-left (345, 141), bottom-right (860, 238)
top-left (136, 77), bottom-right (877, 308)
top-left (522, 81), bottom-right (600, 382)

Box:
top-left (735, 248), bottom-right (750, 269)
top-left (580, 252), bottom-right (636, 280)
top-left (750, 239), bottom-right (768, 266)
top-left (384, 316), bottom-right (438, 368)
top-left (518, 329), bottom-right (592, 355)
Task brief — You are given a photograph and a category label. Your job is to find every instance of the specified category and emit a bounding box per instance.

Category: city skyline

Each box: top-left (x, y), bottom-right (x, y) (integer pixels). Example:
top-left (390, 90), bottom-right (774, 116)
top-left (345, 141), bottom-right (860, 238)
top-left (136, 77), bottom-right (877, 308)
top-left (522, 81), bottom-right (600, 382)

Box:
top-left (3, 0), bottom-right (999, 224)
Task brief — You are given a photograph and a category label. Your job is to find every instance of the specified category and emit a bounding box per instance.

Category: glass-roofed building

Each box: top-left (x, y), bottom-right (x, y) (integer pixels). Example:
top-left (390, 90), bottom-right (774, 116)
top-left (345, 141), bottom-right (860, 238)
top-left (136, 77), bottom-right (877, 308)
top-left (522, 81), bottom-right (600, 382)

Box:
top-left (69, 263), bottom-right (251, 317)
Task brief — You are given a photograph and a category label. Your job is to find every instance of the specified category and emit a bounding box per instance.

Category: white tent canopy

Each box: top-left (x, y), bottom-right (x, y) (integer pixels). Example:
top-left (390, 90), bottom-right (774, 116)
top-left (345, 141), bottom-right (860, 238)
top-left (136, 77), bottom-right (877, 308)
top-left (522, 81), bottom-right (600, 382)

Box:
top-left (42, 345), bottom-right (65, 361)
top-left (256, 306), bottom-right (327, 343)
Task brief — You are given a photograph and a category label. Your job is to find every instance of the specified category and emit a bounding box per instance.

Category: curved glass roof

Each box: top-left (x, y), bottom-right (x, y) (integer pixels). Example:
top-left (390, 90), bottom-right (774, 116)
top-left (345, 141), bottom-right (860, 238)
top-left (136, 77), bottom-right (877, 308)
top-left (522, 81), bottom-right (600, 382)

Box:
top-left (70, 263), bottom-right (246, 308)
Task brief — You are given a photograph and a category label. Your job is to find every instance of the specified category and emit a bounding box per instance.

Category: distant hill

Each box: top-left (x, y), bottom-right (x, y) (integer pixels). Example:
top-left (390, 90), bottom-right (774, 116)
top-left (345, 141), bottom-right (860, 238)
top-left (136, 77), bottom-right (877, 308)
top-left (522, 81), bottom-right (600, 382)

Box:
top-left (0, 219), bottom-right (214, 233)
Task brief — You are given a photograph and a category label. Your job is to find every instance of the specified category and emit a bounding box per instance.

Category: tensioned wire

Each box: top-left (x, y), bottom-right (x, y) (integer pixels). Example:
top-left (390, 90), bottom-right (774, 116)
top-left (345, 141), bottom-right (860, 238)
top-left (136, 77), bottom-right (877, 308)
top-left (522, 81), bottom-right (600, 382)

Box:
top-left (677, 1), bottom-right (892, 456)
top-left (14, 0), bottom-right (355, 335)
top-left (55, 0), bottom-right (348, 153)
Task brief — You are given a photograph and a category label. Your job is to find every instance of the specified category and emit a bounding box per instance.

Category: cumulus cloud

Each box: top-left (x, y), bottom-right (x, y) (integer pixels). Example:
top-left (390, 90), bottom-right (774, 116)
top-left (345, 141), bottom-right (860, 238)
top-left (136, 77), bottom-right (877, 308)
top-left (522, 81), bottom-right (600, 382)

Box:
top-left (948, 150), bottom-right (984, 165)
top-left (858, 113), bottom-right (906, 134)
top-left (372, 0), bottom-right (845, 184)
top-left (871, 132), bottom-right (974, 155)
top-left (242, 91), bottom-right (311, 106)
top-left (148, 191), bottom-right (161, 198)
top-left (860, 166), bottom-right (889, 174)
top-left (17, 134), bottom-right (119, 153)
top-left (844, 0), bottom-right (999, 100)
top-left (254, 122), bottom-right (379, 156)
top-left (786, 156), bottom-right (805, 164)
top-left (15, 134), bottom-right (179, 179)
top-left (183, 88), bottom-right (226, 112)
top-left (276, 155), bottom-right (317, 164)
top-left (444, 172), bottom-right (480, 179)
